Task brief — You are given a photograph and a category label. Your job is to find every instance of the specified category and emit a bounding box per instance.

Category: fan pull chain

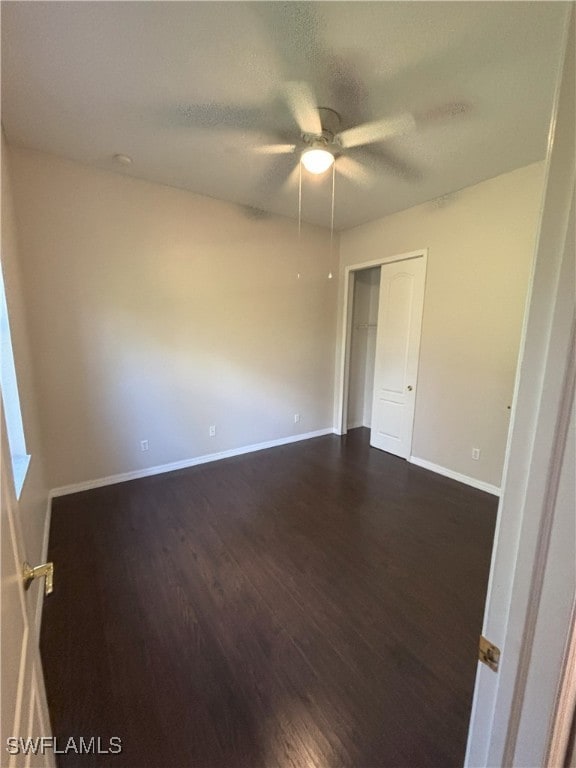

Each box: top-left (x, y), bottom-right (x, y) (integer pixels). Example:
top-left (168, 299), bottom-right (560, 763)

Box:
top-left (297, 161), bottom-right (302, 280)
top-left (328, 162), bottom-right (335, 279)
top-left (298, 161), bottom-right (302, 241)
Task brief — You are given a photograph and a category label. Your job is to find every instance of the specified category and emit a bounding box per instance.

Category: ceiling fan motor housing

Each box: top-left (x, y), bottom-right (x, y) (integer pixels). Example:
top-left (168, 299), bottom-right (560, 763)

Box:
top-left (302, 107), bottom-right (342, 149)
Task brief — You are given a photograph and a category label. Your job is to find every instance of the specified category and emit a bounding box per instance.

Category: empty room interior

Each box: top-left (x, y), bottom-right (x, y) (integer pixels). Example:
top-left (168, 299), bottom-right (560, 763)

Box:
top-left (1, 3), bottom-right (574, 768)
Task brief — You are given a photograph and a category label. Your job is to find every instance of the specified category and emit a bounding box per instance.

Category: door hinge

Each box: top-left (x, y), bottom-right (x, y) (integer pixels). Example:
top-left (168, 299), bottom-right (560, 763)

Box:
top-left (479, 635), bottom-right (500, 672)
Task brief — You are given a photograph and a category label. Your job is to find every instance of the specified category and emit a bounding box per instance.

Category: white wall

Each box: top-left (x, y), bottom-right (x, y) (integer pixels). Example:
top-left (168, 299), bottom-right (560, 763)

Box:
top-left (1, 133), bottom-right (49, 619)
top-left (339, 162), bottom-right (546, 488)
top-left (8, 147), bottom-right (338, 490)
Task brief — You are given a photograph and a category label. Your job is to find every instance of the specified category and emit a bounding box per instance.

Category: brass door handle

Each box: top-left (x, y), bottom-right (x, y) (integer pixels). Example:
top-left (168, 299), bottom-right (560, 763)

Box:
top-left (23, 561), bottom-right (54, 595)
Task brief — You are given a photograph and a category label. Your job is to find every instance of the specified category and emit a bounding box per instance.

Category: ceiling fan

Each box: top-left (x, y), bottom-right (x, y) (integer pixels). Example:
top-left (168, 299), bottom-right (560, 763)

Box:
top-left (254, 81), bottom-right (419, 186)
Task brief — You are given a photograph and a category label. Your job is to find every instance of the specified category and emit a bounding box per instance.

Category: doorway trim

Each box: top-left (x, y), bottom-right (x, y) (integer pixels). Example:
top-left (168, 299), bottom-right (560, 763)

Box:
top-left (334, 248), bottom-right (428, 437)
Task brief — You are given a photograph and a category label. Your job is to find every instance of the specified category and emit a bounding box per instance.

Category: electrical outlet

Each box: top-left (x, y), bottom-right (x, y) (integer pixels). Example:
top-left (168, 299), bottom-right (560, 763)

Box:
top-left (293, 413), bottom-right (300, 424)
top-left (140, 440), bottom-right (149, 452)
top-left (209, 425), bottom-right (216, 437)
top-left (472, 447), bottom-right (481, 460)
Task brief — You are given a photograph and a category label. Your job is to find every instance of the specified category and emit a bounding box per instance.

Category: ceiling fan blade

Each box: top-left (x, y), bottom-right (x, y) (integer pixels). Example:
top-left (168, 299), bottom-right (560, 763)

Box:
top-left (336, 156), bottom-right (374, 188)
top-left (279, 163), bottom-right (302, 195)
top-left (416, 101), bottom-right (470, 126)
top-left (176, 103), bottom-right (262, 130)
top-left (337, 112), bottom-right (416, 149)
top-left (358, 145), bottom-right (422, 183)
top-left (283, 81), bottom-right (322, 136)
top-left (251, 155), bottom-right (299, 208)
top-left (253, 144), bottom-right (297, 155)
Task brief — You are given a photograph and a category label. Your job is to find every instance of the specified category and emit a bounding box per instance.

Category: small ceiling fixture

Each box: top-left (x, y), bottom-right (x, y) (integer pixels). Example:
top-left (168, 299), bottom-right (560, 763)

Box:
top-left (301, 142), bottom-right (334, 175)
top-left (113, 153), bottom-right (133, 166)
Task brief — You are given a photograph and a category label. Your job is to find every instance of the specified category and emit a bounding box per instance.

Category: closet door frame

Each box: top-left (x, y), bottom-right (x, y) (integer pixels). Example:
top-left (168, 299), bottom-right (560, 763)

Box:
top-left (334, 248), bottom-right (428, 436)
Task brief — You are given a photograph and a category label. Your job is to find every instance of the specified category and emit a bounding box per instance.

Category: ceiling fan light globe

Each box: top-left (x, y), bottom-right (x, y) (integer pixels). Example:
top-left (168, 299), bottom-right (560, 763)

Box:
top-left (301, 148), bottom-right (334, 175)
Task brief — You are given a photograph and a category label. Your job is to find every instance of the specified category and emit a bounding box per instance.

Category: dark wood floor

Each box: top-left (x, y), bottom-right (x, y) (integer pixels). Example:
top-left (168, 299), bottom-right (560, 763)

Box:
top-left (41, 428), bottom-right (497, 768)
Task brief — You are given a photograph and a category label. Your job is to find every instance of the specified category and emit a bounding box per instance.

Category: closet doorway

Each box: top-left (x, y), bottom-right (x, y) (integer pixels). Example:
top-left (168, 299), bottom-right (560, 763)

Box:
top-left (337, 250), bottom-right (427, 459)
top-left (347, 267), bottom-right (380, 430)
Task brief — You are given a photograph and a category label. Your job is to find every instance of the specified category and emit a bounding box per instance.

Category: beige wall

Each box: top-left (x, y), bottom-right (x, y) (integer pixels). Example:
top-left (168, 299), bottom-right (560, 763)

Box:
top-left (339, 162), bottom-right (546, 488)
top-left (7, 144), bottom-right (545, 493)
top-left (1, 134), bottom-right (49, 615)
top-left (9, 147), bottom-right (338, 490)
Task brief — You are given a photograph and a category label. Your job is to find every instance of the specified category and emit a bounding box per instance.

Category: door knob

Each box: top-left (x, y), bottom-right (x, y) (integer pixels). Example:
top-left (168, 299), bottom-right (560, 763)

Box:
top-left (407, 385), bottom-right (413, 391)
top-left (22, 561), bottom-right (54, 595)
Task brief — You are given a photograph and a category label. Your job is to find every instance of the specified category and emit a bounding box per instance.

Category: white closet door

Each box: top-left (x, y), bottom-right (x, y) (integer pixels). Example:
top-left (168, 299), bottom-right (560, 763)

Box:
top-left (370, 256), bottom-right (425, 458)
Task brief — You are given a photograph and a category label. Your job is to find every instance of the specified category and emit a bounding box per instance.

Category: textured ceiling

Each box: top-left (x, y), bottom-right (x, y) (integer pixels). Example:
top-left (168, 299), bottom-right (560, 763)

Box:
top-left (0, 2), bottom-right (568, 230)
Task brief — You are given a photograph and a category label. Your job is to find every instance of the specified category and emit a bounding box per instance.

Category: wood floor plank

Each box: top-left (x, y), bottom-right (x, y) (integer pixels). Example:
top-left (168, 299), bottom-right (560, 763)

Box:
top-left (170, 464), bottom-right (475, 764)
top-left (41, 428), bottom-right (497, 768)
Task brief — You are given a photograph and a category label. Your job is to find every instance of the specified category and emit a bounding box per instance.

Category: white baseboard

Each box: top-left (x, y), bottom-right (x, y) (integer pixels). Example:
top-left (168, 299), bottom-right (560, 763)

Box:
top-left (409, 455), bottom-right (501, 497)
top-left (51, 428), bottom-right (336, 498)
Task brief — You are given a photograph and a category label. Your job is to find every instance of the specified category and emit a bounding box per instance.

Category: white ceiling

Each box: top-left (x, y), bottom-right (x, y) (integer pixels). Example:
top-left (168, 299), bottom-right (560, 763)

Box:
top-left (1, 2), bottom-right (567, 230)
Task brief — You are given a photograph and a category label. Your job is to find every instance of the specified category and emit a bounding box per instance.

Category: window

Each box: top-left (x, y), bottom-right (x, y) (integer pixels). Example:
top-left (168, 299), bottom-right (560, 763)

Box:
top-left (0, 265), bottom-right (30, 498)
